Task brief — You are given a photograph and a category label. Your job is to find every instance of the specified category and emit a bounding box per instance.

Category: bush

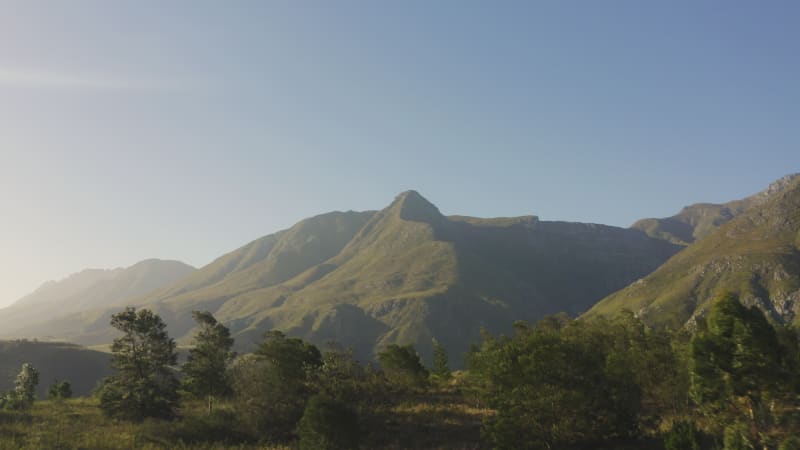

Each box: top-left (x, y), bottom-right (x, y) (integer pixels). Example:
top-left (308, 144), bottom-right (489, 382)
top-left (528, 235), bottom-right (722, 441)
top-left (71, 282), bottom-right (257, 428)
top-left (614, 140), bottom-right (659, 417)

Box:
top-left (47, 380), bottom-right (73, 400)
top-left (1, 391), bottom-right (27, 411)
top-left (139, 409), bottom-right (247, 445)
top-left (99, 376), bottom-right (179, 421)
top-left (297, 395), bottom-right (359, 450)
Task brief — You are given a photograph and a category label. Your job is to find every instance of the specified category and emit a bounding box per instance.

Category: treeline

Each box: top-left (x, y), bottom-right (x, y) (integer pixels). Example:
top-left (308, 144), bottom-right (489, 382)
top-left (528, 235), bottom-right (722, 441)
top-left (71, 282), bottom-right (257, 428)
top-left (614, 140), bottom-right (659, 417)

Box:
top-left (72, 307), bottom-right (443, 448)
top-left (2, 292), bottom-right (799, 449)
top-left (467, 292), bottom-right (800, 449)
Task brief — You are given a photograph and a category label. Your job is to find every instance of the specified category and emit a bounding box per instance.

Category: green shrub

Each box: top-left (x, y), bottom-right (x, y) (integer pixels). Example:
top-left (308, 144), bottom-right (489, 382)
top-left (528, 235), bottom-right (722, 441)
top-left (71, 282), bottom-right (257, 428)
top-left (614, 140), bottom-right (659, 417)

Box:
top-left (139, 409), bottom-right (247, 445)
top-left (297, 395), bottom-right (359, 450)
top-left (47, 381), bottom-right (72, 400)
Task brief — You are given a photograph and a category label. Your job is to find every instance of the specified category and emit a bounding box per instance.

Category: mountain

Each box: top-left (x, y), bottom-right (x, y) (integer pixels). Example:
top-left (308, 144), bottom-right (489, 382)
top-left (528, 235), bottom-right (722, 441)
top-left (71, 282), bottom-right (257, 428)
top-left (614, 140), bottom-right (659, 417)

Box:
top-left (0, 340), bottom-right (112, 398)
top-left (631, 173), bottom-right (800, 245)
top-left (587, 175), bottom-right (800, 328)
top-left (12, 191), bottom-right (680, 364)
top-left (0, 259), bottom-right (196, 338)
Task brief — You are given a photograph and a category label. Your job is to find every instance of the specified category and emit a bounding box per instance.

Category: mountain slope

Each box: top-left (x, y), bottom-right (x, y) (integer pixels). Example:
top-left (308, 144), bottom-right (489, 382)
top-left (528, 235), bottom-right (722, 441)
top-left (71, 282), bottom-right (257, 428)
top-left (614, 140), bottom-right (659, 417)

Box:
top-left (0, 340), bottom-right (112, 398)
top-left (587, 178), bottom-right (800, 328)
top-left (0, 260), bottom-right (196, 337)
top-left (14, 191), bottom-right (681, 365)
top-left (14, 211), bottom-right (377, 345)
top-left (631, 173), bottom-right (800, 245)
top-left (213, 191), bottom-right (679, 362)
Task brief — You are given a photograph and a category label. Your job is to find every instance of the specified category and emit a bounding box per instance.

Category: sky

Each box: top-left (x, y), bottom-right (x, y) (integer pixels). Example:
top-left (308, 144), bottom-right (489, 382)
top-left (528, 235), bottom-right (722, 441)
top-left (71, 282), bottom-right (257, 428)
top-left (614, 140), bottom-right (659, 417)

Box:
top-left (1, 1), bottom-right (799, 306)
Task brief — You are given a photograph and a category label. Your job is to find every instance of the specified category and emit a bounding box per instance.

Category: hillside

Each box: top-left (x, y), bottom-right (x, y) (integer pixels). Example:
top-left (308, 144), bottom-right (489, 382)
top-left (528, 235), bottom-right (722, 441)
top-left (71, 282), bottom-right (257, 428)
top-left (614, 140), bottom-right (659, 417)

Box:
top-left (0, 340), bottom-right (111, 398)
top-left (0, 260), bottom-right (196, 338)
top-left (631, 173), bottom-right (800, 245)
top-left (13, 191), bottom-right (680, 364)
top-left (588, 178), bottom-right (800, 328)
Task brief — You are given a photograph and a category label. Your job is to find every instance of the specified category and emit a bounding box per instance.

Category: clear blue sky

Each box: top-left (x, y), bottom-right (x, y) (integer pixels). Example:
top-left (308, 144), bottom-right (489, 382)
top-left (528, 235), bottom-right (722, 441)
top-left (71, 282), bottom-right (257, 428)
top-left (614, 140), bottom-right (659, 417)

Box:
top-left (1, 1), bottom-right (798, 305)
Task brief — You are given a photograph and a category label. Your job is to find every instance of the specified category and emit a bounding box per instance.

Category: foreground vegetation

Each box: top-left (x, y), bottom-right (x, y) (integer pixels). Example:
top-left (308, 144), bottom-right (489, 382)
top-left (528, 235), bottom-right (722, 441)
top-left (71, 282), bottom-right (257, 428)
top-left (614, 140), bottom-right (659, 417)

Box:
top-left (1, 292), bottom-right (798, 449)
top-left (0, 392), bottom-right (487, 449)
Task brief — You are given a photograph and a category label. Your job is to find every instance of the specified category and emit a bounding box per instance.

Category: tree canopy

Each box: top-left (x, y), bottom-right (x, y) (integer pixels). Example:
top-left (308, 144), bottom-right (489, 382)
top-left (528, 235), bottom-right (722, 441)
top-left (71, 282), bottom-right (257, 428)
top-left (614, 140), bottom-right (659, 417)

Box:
top-left (99, 307), bottom-right (179, 421)
top-left (182, 311), bottom-right (236, 414)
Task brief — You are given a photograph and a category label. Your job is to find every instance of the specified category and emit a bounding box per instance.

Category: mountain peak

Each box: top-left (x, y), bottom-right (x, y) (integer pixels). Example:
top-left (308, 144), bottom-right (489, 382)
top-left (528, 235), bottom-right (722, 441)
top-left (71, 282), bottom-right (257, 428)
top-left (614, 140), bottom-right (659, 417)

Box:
top-left (128, 258), bottom-right (196, 271)
top-left (759, 172), bottom-right (800, 198)
top-left (392, 190), bottom-right (443, 223)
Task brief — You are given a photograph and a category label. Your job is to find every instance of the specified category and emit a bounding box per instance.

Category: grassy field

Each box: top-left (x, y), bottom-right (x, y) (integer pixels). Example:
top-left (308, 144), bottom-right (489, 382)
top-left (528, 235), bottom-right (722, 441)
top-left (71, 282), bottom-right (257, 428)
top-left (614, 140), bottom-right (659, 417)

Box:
top-left (0, 399), bottom-right (275, 450)
top-left (0, 392), bottom-right (491, 450)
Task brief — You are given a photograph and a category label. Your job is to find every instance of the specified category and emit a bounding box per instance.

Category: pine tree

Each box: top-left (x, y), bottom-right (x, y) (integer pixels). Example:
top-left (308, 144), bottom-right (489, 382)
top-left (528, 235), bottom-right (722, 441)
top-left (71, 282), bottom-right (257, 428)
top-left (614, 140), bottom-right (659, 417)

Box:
top-left (431, 339), bottom-right (451, 382)
top-left (182, 311), bottom-right (236, 414)
top-left (99, 307), bottom-right (179, 421)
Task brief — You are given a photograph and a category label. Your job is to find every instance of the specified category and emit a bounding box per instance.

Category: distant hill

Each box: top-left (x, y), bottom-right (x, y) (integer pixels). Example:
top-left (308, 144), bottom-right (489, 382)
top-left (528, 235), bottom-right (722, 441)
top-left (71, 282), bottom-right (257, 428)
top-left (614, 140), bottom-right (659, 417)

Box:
top-left (14, 191), bottom-right (680, 365)
top-left (631, 173), bottom-right (800, 245)
top-left (0, 340), bottom-right (111, 398)
top-left (588, 175), bottom-right (800, 328)
top-left (0, 259), bottom-right (196, 338)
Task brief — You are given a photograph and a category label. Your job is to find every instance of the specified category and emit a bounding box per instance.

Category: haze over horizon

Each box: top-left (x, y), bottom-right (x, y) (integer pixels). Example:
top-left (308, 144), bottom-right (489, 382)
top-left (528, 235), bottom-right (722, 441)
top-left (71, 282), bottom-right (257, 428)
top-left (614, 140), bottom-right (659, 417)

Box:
top-left (2, 1), bottom-right (798, 306)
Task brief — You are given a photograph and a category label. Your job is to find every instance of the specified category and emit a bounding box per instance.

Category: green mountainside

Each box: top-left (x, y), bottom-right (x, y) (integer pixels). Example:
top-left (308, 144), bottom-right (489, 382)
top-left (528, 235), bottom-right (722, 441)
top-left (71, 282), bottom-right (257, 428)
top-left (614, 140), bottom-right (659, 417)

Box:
top-left (588, 176), bottom-right (800, 328)
top-left (0, 340), bottom-right (112, 398)
top-left (14, 191), bottom-right (680, 364)
top-left (631, 173), bottom-right (800, 245)
top-left (0, 260), bottom-right (196, 338)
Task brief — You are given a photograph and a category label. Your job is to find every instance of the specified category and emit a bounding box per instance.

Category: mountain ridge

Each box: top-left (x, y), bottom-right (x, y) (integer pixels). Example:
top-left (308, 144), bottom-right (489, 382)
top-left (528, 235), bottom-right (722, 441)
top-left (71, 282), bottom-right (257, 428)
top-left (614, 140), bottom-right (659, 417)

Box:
top-left (0, 259), bottom-right (196, 338)
top-left (6, 191), bottom-right (681, 365)
top-left (588, 176), bottom-right (800, 328)
top-left (631, 173), bottom-right (800, 245)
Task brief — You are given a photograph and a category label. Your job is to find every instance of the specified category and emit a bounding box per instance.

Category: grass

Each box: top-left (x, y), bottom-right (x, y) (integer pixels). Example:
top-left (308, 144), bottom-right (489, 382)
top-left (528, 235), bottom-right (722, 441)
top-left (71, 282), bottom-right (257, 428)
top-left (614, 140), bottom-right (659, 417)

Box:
top-left (359, 389), bottom-right (491, 450)
top-left (0, 399), bottom-right (289, 450)
top-left (0, 390), bottom-right (492, 450)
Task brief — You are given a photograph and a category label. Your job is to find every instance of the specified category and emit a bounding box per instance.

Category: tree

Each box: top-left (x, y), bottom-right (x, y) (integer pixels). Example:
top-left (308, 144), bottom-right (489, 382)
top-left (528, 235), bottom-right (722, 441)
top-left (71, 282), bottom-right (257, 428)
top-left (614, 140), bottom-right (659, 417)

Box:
top-left (314, 345), bottom-right (367, 405)
top-left (469, 318), bottom-right (642, 449)
top-left (6, 363), bottom-right (39, 409)
top-left (255, 330), bottom-right (322, 382)
top-left (47, 380), bottom-right (72, 401)
top-left (377, 344), bottom-right (428, 390)
top-left (99, 307), bottom-right (179, 421)
top-left (232, 331), bottom-right (322, 439)
top-left (182, 311), bottom-right (236, 414)
top-left (431, 339), bottom-right (451, 383)
top-left (689, 293), bottom-right (789, 446)
top-left (297, 395), bottom-right (360, 450)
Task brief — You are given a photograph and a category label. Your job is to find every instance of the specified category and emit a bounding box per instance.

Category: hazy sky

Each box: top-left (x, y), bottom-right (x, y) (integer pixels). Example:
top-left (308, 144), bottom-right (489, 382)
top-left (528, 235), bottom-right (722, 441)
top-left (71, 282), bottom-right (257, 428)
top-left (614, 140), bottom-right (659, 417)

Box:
top-left (1, 1), bottom-right (798, 306)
